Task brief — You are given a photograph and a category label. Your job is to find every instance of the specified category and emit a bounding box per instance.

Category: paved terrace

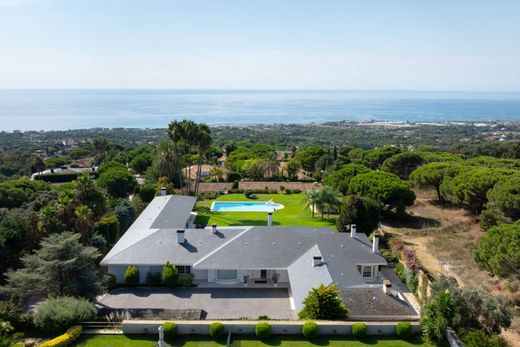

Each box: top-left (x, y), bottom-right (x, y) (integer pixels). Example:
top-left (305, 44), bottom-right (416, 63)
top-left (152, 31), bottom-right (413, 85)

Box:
top-left (97, 287), bottom-right (294, 320)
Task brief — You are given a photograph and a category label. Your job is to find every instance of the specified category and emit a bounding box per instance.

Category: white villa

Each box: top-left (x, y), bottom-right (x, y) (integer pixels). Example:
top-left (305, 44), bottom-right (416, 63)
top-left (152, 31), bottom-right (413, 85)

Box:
top-left (101, 194), bottom-right (408, 315)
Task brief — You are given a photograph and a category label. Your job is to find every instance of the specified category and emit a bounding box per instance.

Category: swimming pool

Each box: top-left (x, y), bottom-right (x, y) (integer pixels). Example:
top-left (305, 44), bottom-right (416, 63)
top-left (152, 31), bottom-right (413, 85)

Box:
top-left (210, 201), bottom-right (285, 212)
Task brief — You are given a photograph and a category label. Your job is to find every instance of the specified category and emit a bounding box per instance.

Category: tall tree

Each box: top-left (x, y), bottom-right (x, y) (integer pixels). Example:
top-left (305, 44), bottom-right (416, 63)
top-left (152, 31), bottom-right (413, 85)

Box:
top-left (153, 141), bottom-right (183, 188)
top-left (1, 232), bottom-right (102, 302)
top-left (336, 195), bottom-right (380, 234)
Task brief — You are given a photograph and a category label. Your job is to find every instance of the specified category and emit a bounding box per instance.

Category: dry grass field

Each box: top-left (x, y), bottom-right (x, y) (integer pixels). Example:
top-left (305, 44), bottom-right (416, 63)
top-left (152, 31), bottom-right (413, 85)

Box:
top-left (383, 189), bottom-right (520, 346)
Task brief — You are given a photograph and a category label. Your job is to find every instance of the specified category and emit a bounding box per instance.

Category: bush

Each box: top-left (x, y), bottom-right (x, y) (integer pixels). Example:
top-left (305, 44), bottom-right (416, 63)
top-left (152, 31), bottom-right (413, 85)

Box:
top-left (461, 329), bottom-right (507, 347)
top-left (0, 301), bottom-right (32, 331)
top-left (95, 214), bottom-right (120, 245)
top-left (351, 322), bottom-right (367, 338)
top-left (138, 183), bottom-right (156, 203)
top-left (163, 321), bottom-right (177, 342)
top-left (302, 321), bottom-right (319, 338)
top-left (255, 322), bottom-right (272, 339)
top-left (146, 272), bottom-right (162, 286)
top-left (33, 297), bottom-right (96, 334)
top-left (39, 325), bottom-right (83, 347)
top-left (178, 273), bottom-right (194, 287)
top-left (208, 322), bottom-right (225, 338)
top-left (395, 322), bottom-right (412, 338)
top-left (102, 273), bottom-right (117, 290)
top-left (162, 261), bottom-right (179, 287)
top-left (124, 266), bottom-right (140, 286)
top-left (395, 263), bottom-right (405, 279)
top-left (404, 268), bottom-right (418, 293)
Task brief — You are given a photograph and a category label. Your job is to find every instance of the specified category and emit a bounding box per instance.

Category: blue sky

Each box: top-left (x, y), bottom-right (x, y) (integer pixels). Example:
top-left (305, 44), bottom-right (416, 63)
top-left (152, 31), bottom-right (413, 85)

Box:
top-left (0, 0), bottom-right (519, 90)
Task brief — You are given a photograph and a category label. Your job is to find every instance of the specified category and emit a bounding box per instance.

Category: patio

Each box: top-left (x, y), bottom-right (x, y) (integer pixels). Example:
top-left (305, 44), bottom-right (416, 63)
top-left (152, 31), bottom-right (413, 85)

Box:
top-left (97, 287), bottom-right (294, 320)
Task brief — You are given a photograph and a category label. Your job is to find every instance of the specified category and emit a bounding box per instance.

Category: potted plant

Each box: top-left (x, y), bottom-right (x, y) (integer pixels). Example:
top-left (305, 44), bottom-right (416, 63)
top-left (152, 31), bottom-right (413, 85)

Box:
top-left (272, 272), bottom-right (280, 287)
top-left (243, 274), bottom-right (249, 287)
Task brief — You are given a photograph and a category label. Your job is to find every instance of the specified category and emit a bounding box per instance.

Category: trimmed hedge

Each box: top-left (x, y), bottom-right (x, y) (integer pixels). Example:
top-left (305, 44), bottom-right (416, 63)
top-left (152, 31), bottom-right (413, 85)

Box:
top-left (163, 321), bottom-right (177, 342)
top-left (302, 321), bottom-right (319, 338)
top-left (208, 322), bottom-right (225, 338)
top-left (162, 261), bottom-right (179, 287)
top-left (124, 266), bottom-right (140, 286)
top-left (352, 322), bottom-right (367, 337)
top-left (255, 322), bottom-right (272, 339)
top-left (39, 325), bottom-right (82, 347)
top-left (395, 322), bottom-right (412, 337)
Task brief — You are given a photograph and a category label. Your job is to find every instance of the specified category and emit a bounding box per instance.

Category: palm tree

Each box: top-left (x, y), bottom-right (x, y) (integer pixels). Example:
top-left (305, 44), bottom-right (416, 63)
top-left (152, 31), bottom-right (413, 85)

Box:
top-left (304, 189), bottom-right (320, 219)
top-left (210, 166), bottom-right (225, 182)
top-left (318, 186), bottom-right (342, 219)
top-left (153, 141), bottom-right (183, 190)
top-left (75, 205), bottom-right (94, 242)
top-left (262, 155), bottom-right (280, 178)
top-left (193, 124), bottom-right (213, 196)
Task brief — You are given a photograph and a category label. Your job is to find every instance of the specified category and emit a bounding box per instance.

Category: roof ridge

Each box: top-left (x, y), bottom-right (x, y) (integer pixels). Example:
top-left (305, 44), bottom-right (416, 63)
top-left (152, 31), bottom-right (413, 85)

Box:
top-left (100, 227), bottom-right (161, 264)
top-left (192, 226), bottom-right (254, 268)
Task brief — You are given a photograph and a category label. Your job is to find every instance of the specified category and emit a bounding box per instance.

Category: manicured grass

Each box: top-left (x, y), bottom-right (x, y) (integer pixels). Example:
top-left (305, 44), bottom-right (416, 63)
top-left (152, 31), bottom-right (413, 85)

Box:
top-left (72, 334), bottom-right (440, 347)
top-left (194, 193), bottom-right (336, 228)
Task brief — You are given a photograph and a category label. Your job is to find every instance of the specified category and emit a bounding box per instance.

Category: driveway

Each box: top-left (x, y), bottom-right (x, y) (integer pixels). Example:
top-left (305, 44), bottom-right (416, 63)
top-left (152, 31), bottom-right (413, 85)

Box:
top-left (97, 287), bottom-right (293, 319)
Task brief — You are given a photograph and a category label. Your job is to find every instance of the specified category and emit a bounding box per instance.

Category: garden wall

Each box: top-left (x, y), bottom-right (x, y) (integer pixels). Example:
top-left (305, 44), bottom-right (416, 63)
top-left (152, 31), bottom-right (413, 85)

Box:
top-left (122, 320), bottom-right (421, 336)
top-left (197, 182), bottom-right (320, 193)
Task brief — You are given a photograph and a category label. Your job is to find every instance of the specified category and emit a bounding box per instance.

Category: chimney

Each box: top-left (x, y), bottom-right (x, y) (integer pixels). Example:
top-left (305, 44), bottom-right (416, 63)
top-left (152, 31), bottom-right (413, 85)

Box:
top-left (160, 187), bottom-right (167, 196)
top-left (211, 224), bottom-right (217, 234)
top-left (350, 224), bottom-right (357, 238)
top-left (267, 212), bottom-right (273, 228)
top-left (312, 256), bottom-right (323, 267)
top-left (176, 229), bottom-right (185, 244)
top-left (372, 236), bottom-right (379, 253)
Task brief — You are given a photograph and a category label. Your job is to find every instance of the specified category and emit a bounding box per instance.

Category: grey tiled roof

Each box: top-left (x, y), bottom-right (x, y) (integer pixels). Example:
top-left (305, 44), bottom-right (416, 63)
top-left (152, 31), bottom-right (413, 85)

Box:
top-left (101, 195), bottom-right (196, 265)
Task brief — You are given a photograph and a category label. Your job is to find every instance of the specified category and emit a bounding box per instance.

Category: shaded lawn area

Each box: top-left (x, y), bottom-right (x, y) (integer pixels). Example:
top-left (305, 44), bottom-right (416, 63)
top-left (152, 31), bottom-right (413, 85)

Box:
top-left (194, 193), bottom-right (336, 228)
top-left (72, 334), bottom-right (441, 347)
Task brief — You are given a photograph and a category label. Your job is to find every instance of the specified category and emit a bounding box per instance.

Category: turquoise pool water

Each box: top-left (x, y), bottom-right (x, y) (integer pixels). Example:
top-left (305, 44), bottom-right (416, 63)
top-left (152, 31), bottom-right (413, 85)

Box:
top-left (210, 201), bottom-right (284, 212)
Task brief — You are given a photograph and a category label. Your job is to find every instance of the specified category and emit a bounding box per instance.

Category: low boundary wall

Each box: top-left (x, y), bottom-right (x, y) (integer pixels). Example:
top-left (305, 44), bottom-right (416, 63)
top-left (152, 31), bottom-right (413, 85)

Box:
top-left (122, 320), bottom-right (421, 336)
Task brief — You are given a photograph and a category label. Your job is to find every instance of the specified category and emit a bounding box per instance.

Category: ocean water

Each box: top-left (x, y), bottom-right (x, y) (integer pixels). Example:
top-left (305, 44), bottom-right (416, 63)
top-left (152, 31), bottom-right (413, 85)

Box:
top-left (0, 90), bottom-right (520, 131)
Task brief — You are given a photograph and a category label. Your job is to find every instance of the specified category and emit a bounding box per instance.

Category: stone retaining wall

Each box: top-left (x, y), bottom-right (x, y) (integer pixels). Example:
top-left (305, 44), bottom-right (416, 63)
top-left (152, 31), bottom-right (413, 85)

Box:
top-left (122, 320), bottom-right (421, 336)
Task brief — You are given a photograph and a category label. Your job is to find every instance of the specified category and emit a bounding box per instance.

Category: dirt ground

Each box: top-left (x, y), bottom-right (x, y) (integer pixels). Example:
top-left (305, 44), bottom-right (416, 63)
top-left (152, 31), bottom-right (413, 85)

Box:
top-left (383, 189), bottom-right (520, 346)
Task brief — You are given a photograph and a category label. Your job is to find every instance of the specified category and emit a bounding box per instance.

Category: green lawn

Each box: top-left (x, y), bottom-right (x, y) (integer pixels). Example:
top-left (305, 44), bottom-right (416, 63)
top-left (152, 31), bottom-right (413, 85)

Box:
top-left (72, 334), bottom-right (440, 347)
top-left (194, 193), bottom-right (336, 228)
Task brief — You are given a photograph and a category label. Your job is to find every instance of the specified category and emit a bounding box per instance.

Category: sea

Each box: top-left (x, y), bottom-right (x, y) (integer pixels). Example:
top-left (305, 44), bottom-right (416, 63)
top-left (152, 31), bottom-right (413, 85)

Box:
top-left (1, 89), bottom-right (520, 132)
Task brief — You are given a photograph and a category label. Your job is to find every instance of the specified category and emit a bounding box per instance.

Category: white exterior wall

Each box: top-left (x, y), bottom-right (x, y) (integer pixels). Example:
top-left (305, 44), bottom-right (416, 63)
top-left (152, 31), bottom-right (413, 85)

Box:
top-left (192, 270), bottom-right (207, 280)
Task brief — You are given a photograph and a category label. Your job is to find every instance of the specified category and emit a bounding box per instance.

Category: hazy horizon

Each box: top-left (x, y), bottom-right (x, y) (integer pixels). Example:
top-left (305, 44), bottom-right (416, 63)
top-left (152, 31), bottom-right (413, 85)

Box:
top-left (1, 1), bottom-right (520, 91)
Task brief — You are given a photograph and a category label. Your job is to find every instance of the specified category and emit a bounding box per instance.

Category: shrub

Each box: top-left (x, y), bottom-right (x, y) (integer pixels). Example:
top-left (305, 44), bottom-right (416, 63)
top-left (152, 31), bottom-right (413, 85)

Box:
top-left (146, 272), bottom-right (162, 286)
top-left (395, 322), bottom-right (412, 338)
top-left (395, 263), bottom-right (405, 280)
top-left (33, 297), bottom-right (95, 334)
top-left (302, 321), bottom-right (319, 338)
top-left (279, 185), bottom-right (286, 191)
top-left (208, 322), bottom-right (225, 338)
top-left (461, 329), bottom-right (507, 347)
top-left (39, 325), bottom-right (83, 347)
top-left (298, 284), bottom-right (349, 320)
top-left (351, 322), bottom-right (367, 338)
top-left (403, 250), bottom-right (421, 272)
top-left (95, 214), bottom-right (120, 245)
top-left (404, 268), bottom-right (419, 293)
top-left (124, 266), bottom-right (140, 286)
top-left (178, 273), bottom-right (194, 287)
top-left (0, 301), bottom-right (33, 331)
top-left (255, 322), bottom-right (272, 339)
top-left (163, 322), bottom-right (177, 342)
top-left (102, 273), bottom-right (117, 290)
top-left (162, 261), bottom-right (179, 287)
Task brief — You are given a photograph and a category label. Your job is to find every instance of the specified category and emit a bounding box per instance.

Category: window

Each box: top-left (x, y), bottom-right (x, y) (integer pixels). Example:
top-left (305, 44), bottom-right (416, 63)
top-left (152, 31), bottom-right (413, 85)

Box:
top-left (217, 270), bottom-right (237, 280)
top-left (362, 266), bottom-right (373, 278)
top-left (177, 265), bottom-right (191, 274)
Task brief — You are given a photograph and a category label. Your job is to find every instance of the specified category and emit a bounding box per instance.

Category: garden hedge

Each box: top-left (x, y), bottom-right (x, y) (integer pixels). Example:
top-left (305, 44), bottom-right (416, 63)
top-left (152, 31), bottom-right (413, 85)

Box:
top-left (39, 325), bottom-right (82, 347)
top-left (163, 321), bottom-right (177, 341)
top-left (208, 322), bottom-right (225, 338)
top-left (395, 322), bottom-right (412, 337)
top-left (124, 266), bottom-right (140, 286)
top-left (301, 321), bottom-right (319, 338)
top-left (352, 322), bottom-right (367, 337)
top-left (255, 322), bottom-right (272, 339)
